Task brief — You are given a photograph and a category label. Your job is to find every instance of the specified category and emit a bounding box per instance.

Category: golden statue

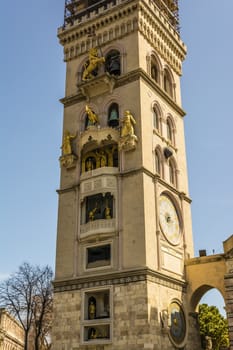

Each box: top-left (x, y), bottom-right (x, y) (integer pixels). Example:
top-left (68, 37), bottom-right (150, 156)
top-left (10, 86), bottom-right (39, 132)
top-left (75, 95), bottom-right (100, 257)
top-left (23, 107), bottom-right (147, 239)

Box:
top-left (105, 206), bottom-right (111, 219)
top-left (82, 47), bottom-right (105, 81)
top-left (86, 158), bottom-right (93, 171)
top-left (85, 105), bottom-right (99, 126)
top-left (88, 301), bottom-right (96, 320)
top-left (90, 328), bottom-right (97, 339)
top-left (89, 207), bottom-right (97, 221)
top-left (61, 130), bottom-right (76, 155)
top-left (96, 150), bottom-right (107, 167)
top-left (121, 110), bottom-right (136, 138)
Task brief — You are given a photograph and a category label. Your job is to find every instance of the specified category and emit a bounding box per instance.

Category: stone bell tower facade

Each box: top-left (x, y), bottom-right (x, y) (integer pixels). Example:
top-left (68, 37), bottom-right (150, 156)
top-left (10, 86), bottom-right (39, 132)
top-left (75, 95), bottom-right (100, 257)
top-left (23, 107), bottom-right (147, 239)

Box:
top-left (53, 0), bottom-right (201, 349)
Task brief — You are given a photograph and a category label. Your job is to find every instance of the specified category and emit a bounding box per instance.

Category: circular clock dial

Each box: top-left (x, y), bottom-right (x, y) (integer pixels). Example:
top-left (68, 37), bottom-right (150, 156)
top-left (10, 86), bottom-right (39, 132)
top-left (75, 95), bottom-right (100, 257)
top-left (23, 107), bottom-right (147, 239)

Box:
top-left (169, 302), bottom-right (186, 345)
top-left (159, 195), bottom-right (180, 245)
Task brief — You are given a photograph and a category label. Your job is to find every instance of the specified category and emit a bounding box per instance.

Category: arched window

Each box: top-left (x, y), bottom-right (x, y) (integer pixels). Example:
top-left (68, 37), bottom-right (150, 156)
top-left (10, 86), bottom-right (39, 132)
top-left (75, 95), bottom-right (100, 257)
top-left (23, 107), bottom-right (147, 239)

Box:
top-left (108, 103), bottom-right (119, 128)
top-left (163, 68), bottom-right (173, 98)
top-left (151, 55), bottom-right (160, 84)
top-left (105, 50), bottom-right (121, 76)
top-left (151, 64), bottom-right (158, 82)
top-left (81, 145), bottom-right (118, 173)
top-left (88, 296), bottom-right (96, 319)
top-left (153, 105), bottom-right (160, 132)
top-left (169, 159), bottom-right (177, 187)
top-left (166, 118), bottom-right (174, 144)
top-left (155, 149), bottom-right (162, 176)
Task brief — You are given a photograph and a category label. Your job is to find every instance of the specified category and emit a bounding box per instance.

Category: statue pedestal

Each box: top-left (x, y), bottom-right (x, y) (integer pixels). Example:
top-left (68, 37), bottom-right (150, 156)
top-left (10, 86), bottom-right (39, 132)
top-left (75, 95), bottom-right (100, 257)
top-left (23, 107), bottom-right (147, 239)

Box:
top-left (59, 154), bottom-right (77, 169)
top-left (119, 134), bottom-right (138, 151)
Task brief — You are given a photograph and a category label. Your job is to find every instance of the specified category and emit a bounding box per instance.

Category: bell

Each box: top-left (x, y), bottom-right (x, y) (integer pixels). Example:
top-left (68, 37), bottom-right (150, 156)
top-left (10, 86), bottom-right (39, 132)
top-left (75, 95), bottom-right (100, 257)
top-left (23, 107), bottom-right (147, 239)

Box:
top-left (109, 57), bottom-right (120, 75)
top-left (108, 108), bottom-right (119, 127)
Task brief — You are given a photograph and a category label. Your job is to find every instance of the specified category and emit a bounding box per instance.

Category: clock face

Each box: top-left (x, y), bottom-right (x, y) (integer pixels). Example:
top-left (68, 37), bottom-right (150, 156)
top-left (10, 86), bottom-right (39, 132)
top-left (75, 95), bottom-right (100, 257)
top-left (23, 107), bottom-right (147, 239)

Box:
top-left (169, 302), bottom-right (186, 345)
top-left (159, 195), bottom-right (180, 245)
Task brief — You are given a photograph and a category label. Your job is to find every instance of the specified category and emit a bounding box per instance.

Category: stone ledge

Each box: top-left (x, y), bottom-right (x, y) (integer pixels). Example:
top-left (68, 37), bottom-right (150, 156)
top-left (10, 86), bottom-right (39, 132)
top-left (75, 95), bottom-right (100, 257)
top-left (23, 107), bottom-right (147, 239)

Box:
top-left (53, 267), bottom-right (186, 293)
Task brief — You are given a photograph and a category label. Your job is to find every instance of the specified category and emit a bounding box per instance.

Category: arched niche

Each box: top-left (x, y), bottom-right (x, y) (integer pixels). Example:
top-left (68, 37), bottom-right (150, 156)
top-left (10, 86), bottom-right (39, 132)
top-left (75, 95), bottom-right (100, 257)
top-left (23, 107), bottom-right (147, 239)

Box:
top-left (81, 144), bottom-right (118, 174)
top-left (108, 103), bottom-right (119, 128)
top-left (105, 49), bottom-right (121, 76)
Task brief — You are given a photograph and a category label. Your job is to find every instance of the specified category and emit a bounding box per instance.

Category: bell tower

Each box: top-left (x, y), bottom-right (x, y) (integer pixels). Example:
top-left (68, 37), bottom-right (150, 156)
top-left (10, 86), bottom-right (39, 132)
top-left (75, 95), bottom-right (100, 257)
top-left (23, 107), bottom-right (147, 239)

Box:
top-left (53, 0), bottom-right (200, 348)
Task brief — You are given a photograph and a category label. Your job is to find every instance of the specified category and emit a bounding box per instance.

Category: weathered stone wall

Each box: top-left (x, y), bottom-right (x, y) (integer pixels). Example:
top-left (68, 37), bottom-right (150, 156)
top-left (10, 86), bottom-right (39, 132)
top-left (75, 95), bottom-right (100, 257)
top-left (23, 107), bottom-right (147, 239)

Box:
top-left (53, 291), bottom-right (82, 349)
top-left (53, 278), bottom-right (201, 350)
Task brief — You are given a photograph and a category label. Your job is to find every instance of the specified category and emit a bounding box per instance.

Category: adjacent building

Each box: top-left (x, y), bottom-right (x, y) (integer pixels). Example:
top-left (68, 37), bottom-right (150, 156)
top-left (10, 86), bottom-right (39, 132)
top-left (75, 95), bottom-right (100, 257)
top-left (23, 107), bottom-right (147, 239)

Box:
top-left (0, 308), bottom-right (24, 350)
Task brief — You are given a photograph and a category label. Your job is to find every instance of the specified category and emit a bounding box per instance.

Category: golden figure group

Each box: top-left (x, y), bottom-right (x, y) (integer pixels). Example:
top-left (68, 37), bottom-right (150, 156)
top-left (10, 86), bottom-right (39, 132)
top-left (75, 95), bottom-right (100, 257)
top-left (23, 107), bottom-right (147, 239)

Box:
top-left (88, 205), bottom-right (111, 221)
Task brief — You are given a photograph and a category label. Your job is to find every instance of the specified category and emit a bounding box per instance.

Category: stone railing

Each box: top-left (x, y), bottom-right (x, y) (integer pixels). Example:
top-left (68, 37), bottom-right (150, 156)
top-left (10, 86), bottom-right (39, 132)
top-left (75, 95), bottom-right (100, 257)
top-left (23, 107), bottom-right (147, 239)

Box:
top-left (80, 218), bottom-right (116, 236)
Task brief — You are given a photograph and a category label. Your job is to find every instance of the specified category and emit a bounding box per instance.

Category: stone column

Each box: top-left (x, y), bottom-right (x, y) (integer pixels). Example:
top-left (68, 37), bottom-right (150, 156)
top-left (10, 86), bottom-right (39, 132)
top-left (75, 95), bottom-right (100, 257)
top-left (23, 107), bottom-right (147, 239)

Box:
top-left (225, 273), bottom-right (233, 350)
top-left (223, 236), bottom-right (233, 350)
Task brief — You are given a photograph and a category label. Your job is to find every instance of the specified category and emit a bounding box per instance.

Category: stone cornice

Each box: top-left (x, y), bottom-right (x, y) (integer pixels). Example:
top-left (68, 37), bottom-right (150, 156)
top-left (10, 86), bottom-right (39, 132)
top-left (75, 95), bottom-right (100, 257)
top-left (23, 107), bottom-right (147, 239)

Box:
top-left (57, 0), bottom-right (138, 46)
top-left (56, 166), bottom-right (191, 203)
top-left (185, 254), bottom-right (225, 267)
top-left (121, 167), bottom-right (191, 202)
top-left (154, 175), bottom-right (192, 204)
top-left (56, 185), bottom-right (78, 195)
top-left (60, 68), bottom-right (186, 117)
top-left (57, 0), bottom-right (185, 74)
top-left (138, 0), bottom-right (186, 71)
top-left (53, 267), bottom-right (187, 293)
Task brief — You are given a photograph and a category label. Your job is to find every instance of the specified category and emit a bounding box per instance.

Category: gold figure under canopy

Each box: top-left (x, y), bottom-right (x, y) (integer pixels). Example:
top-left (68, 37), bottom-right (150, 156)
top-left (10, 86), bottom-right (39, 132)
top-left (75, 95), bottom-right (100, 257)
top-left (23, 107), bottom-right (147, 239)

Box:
top-left (61, 130), bottom-right (76, 155)
top-left (121, 110), bottom-right (136, 138)
top-left (90, 328), bottom-right (97, 339)
top-left (88, 301), bottom-right (96, 320)
top-left (96, 150), bottom-right (107, 167)
top-left (105, 206), bottom-right (111, 219)
top-left (89, 207), bottom-right (97, 221)
top-left (86, 158), bottom-right (93, 171)
top-left (86, 105), bottom-right (99, 126)
top-left (82, 47), bottom-right (105, 81)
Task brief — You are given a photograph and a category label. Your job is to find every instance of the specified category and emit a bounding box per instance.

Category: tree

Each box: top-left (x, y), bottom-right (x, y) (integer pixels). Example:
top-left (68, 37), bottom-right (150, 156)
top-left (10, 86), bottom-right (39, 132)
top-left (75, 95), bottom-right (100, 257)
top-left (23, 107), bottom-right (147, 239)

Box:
top-left (199, 303), bottom-right (229, 350)
top-left (0, 262), bottom-right (53, 350)
top-left (32, 266), bottom-right (53, 350)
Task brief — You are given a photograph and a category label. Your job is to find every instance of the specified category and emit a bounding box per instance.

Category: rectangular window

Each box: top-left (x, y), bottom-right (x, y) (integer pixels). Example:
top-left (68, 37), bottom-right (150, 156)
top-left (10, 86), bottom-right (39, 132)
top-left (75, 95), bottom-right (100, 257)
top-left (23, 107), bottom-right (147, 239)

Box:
top-left (84, 324), bottom-right (110, 342)
top-left (84, 289), bottom-right (110, 320)
top-left (81, 287), bottom-right (112, 344)
top-left (86, 244), bottom-right (111, 269)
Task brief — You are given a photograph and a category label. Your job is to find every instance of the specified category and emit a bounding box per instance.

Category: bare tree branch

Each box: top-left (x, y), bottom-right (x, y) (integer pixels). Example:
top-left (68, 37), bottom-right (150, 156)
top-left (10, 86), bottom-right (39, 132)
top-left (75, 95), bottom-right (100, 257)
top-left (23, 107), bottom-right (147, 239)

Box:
top-left (0, 262), bottom-right (53, 350)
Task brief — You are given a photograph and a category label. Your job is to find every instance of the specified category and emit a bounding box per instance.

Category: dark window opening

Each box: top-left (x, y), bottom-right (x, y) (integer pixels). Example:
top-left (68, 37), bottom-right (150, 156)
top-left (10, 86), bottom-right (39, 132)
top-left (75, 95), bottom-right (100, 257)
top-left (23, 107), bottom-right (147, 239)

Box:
top-left (85, 193), bottom-right (113, 223)
top-left (105, 50), bottom-right (121, 76)
top-left (87, 244), bottom-right (111, 268)
top-left (108, 103), bottom-right (119, 128)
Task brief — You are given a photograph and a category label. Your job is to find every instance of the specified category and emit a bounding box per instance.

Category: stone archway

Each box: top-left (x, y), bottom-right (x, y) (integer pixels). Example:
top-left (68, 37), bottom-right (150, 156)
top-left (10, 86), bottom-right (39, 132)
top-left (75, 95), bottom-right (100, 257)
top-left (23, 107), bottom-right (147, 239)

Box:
top-left (185, 235), bottom-right (233, 350)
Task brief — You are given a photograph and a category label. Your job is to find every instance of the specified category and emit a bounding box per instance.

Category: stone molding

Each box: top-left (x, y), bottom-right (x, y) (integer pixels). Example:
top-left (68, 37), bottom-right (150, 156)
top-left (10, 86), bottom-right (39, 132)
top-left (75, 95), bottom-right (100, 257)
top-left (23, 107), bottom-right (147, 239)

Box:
top-left (79, 126), bottom-right (119, 150)
top-left (58, 0), bottom-right (185, 74)
top-left (185, 254), bottom-right (225, 267)
top-left (60, 68), bottom-right (186, 116)
top-left (53, 267), bottom-right (186, 293)
top-left (138, 0), bottom-right (186, 75)
top-left (56, 165), bottom-right (191, 203)
top-left (58, 1), bottom-right (138, 54)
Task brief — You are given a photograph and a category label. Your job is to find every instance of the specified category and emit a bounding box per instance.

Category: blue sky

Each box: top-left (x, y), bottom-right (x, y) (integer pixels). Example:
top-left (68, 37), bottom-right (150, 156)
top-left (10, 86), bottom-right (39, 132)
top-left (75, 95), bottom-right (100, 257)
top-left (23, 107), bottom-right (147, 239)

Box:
top-left (1, 1), bottom-right (232, 313)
